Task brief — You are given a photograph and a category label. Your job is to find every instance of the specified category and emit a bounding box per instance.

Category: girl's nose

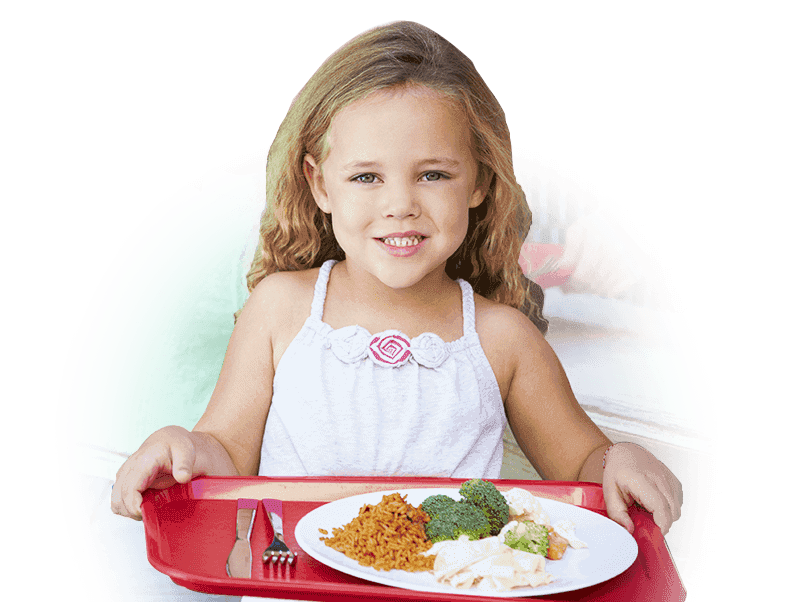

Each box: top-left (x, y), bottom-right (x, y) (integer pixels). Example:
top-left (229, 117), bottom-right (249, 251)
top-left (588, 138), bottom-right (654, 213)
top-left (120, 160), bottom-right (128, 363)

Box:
top-left (381, 184), bottom-right (420, 219)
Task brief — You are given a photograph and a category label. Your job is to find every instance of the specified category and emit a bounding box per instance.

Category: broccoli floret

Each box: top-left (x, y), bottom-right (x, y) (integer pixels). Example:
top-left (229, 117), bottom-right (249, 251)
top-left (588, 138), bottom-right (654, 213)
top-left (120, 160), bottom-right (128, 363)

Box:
top-left (503, 521), bottom-right (549, 557)
top-left (458, 478), bottom-right (510, 536)
top-left (423, 500), bottom-right (492, 543)
top-left (420, 494), bottom-right (459, 520)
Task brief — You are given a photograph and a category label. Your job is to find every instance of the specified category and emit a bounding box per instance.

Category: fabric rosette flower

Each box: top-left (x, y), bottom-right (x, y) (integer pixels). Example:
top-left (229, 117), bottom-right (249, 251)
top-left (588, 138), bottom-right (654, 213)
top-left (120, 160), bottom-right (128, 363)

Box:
top-left (328, 325), bottom-right (370, 363)
top-left (410, 332), bottom-right (448, 368)
top-left (368, 331), bottom-right (412, 367)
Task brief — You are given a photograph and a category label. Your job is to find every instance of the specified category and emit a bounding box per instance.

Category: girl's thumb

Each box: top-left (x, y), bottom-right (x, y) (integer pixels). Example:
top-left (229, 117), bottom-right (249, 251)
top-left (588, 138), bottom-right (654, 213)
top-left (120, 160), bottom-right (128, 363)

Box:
top-left (170, 440), bottom-right (196, 483)
top-left (605, 493), bottom-right (635, 534)
top-left (173, 466), bottom-right (193, 482)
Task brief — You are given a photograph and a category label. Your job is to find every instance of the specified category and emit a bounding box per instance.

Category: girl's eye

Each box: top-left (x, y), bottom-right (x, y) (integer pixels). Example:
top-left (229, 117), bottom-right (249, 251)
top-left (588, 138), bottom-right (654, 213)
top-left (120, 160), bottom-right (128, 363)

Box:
top-left (352, 172), bottom-right (448, 183)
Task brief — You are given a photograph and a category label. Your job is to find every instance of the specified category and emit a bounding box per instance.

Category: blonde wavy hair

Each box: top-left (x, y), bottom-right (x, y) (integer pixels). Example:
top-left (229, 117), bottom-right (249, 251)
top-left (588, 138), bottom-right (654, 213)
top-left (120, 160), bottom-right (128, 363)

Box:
top-left (244, 21), bottom-right (547, 333)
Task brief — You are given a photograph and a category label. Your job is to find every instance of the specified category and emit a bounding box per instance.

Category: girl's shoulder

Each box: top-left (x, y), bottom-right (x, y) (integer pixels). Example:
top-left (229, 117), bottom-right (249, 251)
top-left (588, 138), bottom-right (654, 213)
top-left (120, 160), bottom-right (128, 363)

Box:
top-left (473, 293), bottom-right (550, 394)
top-left (243, 268), bottom-right (320, 326)
top-left (473, 294), bottom-right (547, 347)
top-left (250, 268), bottom-right (319, 300)
top-left (240, 268), bottom-right (322, 363)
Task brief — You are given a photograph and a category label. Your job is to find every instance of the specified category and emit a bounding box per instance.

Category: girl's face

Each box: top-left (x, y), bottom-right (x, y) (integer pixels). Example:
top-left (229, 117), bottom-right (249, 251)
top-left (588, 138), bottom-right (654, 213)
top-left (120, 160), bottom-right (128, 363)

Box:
top-left (304, 86), bottom-right (485, 291)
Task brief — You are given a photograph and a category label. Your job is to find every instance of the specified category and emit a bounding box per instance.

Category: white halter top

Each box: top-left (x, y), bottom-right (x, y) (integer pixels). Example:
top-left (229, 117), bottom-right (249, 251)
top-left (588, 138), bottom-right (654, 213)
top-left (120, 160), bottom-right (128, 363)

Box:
top-left (259, 260), bottom-right (506, 477)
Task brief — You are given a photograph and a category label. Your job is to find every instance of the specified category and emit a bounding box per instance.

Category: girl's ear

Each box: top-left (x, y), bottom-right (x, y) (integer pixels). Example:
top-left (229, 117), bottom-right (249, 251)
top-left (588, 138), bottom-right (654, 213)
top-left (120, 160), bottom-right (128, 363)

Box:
top-left (468, 185), bottom-right (487, 209)
top-left (303, 154), bottom-right (330, 213)
top-left (468, 166), bottom-right (491, 209)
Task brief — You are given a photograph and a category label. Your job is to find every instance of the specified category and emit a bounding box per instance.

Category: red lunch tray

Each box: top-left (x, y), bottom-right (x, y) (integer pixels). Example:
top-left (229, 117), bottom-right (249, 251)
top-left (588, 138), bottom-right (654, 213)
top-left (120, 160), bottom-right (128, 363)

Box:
top-left (141, 476), bottom-right (685, 601)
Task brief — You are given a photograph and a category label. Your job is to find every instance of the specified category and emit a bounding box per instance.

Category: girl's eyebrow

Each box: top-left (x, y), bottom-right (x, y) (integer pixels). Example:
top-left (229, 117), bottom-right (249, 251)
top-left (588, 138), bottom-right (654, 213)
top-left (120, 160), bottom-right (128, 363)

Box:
top-left (341, 158), bottom-right (461, 171)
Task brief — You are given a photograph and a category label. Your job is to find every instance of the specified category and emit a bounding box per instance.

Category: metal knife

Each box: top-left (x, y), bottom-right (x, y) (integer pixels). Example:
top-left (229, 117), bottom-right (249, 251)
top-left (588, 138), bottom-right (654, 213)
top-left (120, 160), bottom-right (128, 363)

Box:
top-left (225, 498), bottom-right (257, 578)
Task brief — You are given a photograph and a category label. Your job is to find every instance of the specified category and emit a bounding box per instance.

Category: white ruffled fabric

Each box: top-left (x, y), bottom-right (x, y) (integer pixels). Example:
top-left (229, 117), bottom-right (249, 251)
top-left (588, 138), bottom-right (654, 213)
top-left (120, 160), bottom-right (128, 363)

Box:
top-left (327, 326), bottom-right (449, 369)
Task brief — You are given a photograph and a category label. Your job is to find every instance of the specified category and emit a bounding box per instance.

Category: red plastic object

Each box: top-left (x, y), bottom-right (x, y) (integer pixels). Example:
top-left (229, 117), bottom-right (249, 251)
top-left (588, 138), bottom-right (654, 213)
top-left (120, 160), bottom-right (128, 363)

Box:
top-left (519, 242), bottom-right (575, 288)
top-left (141, 477), bottom-right (685, 601)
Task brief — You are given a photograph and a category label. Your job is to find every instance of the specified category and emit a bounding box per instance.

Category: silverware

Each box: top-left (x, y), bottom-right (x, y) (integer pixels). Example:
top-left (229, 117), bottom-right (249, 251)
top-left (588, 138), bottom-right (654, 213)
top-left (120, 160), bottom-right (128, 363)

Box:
top-left (225, 498), bottom-right (257, 578)
top-left (262, 498), bottom-right (297, 565)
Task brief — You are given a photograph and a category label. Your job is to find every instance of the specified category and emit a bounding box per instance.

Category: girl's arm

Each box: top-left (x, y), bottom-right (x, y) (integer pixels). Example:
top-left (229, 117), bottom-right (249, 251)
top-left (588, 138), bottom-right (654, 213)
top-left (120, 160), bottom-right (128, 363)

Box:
top-left (491, 307), bottom-right (610, 482)
top-left (112, 274), bottom-right (289, 519)
top-left (190, 275), bottom-right (283, 477)
top-left (486, 304), bottom-right (682, 534)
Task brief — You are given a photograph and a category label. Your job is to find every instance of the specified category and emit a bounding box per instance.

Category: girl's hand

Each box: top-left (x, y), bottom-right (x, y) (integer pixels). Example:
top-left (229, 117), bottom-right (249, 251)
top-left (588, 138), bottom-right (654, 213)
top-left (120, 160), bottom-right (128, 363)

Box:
top-left (110, 426), bottom-right (204, 521)
top-left (602, 442), bottom-right (683, 535)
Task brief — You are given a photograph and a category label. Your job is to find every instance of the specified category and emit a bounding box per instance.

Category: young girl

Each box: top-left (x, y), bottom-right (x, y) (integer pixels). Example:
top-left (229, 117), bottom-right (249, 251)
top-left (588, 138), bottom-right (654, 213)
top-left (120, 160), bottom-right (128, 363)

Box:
top-left (111, 21), bottom-right (681, 536)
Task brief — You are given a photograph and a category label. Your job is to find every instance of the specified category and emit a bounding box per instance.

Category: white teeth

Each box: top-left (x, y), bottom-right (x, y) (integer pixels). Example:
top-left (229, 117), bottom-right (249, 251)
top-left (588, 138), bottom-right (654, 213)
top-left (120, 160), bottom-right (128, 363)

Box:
top-left (382, 236), bottom-right (422, 247)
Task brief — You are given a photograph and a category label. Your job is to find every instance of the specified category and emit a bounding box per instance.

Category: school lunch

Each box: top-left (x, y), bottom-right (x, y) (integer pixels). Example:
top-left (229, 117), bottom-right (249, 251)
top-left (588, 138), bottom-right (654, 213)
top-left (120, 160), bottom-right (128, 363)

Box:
top-left (318, 479), bottom-right (587, 593)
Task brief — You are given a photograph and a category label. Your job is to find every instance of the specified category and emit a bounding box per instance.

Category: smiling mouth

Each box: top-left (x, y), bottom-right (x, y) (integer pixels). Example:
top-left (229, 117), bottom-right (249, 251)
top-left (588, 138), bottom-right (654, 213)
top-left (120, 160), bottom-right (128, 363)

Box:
top-left (378, 235), bottom-right (426, 247)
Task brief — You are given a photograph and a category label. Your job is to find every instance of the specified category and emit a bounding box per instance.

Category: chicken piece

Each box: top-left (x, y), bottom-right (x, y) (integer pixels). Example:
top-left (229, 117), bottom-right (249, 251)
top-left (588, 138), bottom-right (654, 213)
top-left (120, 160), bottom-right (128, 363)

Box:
top-left (546, 528), bottom-right (569, 560)
top-left (503, 488), bottom-right (549, 526)
top-left (552, 519), bottom-right (587, 549)
top-left (432, 536), bottom-right (552, 592)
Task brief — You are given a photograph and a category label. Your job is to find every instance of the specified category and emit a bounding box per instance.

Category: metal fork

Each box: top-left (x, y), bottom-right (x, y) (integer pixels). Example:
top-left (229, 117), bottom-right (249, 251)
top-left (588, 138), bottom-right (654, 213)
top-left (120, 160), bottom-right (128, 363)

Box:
top-left (262, 498), bottom-right (297, 565)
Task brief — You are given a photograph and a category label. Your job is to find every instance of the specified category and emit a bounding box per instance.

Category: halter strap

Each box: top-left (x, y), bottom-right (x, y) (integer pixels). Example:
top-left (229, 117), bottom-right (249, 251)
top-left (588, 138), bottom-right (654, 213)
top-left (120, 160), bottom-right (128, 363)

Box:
top-left (310, 260), bottom-right (476, 338)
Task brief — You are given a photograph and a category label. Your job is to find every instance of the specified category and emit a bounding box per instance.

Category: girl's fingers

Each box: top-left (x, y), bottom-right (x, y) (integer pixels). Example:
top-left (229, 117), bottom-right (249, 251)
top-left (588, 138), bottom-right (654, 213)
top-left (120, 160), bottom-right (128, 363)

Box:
top-left (648, 467), bottom-right (682, 528)
top-left (657, 471), bottom-right (683, 524)
top-left (110, 426), bottom-right (200, 521)
top-left (124, 490), bottom-right (145, 521)
top-left (602, 443), bottom-right (683, 536)
top-left (114, 455), bottom-right (162, 520)
top-left (621, 475), bottom-right (677, 535)
top-left (169, 436), bottom-right (197, 483)
top-left (646, 489), bottom-right (675, 535)
top-left (112, 439), bottom-right (195, 520)
top-left (111, 460), bottom-right (147, 520)
top-left (602, 452), bottom-right (632, 532)
top-left (603, 483), bottom-right (635, 534)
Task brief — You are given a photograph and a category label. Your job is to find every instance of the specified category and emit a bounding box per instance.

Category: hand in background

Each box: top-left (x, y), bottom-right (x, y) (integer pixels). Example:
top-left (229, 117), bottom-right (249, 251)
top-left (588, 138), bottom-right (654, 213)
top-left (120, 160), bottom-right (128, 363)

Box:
top-left (559, 211), bottom-right (649, 301)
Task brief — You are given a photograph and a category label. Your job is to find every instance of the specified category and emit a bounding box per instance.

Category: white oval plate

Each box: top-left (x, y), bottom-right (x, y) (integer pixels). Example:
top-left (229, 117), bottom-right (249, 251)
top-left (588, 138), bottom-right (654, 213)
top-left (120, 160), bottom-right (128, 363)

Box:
top-left (294, 488), bottom-right (638, 597)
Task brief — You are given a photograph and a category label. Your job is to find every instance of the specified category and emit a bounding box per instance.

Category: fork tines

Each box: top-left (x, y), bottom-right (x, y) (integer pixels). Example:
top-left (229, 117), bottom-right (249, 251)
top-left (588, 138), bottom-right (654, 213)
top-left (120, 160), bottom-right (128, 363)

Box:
top-left (264, 550), bottom-right (296, 564)
top-left (262, 498), bottom-right (298, 566)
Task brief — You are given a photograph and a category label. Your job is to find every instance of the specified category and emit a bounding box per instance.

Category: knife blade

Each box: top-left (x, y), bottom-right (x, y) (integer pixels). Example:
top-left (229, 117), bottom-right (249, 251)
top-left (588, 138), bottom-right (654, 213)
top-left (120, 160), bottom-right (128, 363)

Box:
top-left (225, 498), bottom-right (257, 578)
